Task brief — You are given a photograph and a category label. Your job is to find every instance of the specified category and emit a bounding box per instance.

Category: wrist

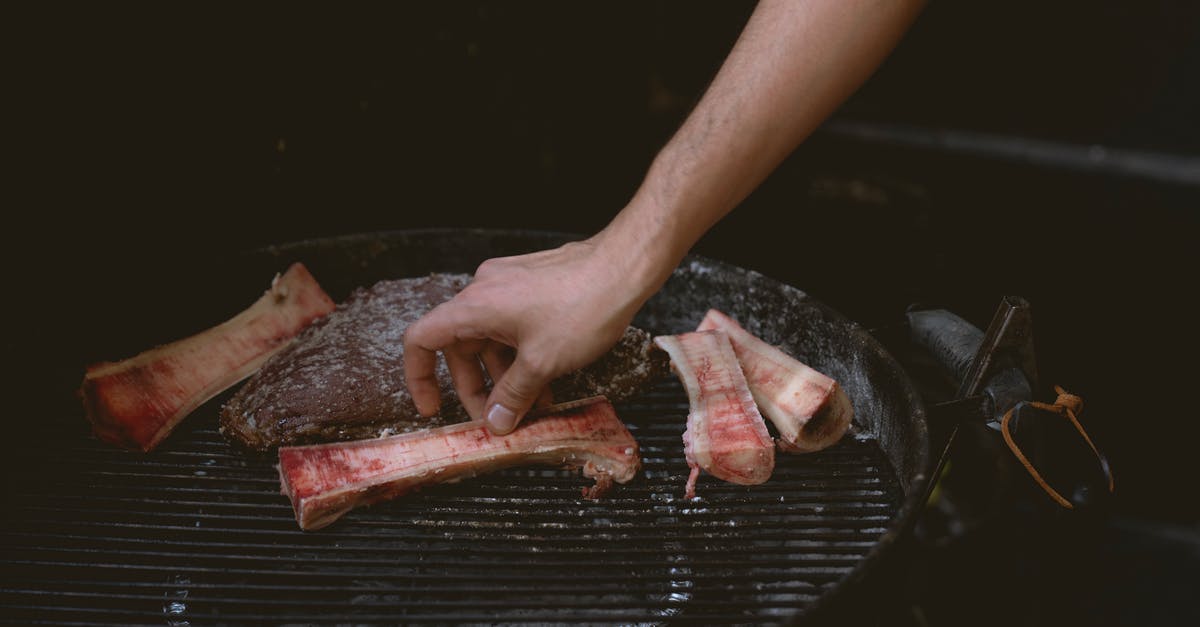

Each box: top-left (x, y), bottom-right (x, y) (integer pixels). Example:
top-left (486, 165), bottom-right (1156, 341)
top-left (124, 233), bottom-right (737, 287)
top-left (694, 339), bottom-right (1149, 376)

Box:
top-left (592, 196), bottom-right (691, 306)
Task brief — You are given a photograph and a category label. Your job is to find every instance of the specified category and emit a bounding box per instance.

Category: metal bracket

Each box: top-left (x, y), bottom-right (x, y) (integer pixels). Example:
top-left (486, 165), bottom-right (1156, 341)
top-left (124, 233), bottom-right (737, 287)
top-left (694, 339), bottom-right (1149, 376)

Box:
top-left (915, 296), bottom-right (1039, 506)
top-left (957, 296), bottom-right (1038, 399)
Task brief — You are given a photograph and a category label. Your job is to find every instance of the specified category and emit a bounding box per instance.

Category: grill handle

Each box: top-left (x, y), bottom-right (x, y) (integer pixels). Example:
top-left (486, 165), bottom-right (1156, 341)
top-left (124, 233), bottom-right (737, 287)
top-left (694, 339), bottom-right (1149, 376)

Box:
top-left (907, 300), bottom-right (1034, 423)
top-left (907, 298), bottom-right (1112, 512)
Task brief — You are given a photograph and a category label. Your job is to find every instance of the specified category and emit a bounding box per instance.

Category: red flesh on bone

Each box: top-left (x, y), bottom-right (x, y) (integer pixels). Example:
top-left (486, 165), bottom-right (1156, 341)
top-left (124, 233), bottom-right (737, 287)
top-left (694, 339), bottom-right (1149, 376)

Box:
top-left (278, 397), bottom-right (641, 531)
top-left (653, 330), bottom-right (774, 499)
top-left (697, 309), bottom-right (853, 453)
top-left (80, 263), bottom-right (335, 452)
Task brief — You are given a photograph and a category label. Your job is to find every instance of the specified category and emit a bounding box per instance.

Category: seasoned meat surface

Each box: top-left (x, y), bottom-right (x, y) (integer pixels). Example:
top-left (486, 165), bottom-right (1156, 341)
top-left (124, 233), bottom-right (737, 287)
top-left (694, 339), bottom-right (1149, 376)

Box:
top-left (549, 326), bottom-right (667, 409)
top-left (221, 274), bottom-right (667, 451)
top-left (220, 274), bottom-right (468, 451)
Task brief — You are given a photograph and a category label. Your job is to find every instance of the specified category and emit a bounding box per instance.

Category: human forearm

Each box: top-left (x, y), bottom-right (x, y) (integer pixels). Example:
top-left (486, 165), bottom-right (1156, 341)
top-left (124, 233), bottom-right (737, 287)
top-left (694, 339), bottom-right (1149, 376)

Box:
top-left (598, 0), bottom-right (925, 293)
top-left (404, 0), bottom-right (924, 435)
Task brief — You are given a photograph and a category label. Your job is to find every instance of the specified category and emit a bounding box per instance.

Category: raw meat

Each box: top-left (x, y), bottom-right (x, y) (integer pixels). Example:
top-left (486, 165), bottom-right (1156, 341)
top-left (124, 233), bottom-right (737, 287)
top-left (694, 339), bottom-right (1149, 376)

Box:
top-left (549, 328), bottom-right (668, 405)
top-left (220, 274), bottom-right (469, 451)
top-left (80, 263), bottom-right (335, 452)
top-left (221, 274), bottom-right (667, 451)
top-left (697, 309), bottom-right (853, 453)
top-left (278, 396), bottom-right (641, 531)
top-left (653, 330), bottom-right (774, 498)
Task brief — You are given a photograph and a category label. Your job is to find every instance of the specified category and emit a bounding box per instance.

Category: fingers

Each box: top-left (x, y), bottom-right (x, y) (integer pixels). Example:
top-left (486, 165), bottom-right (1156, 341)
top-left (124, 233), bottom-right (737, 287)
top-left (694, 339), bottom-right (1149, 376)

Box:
top-left (484, 353), bottom-right (551, 435)
top-left (403, 342), bottom-right (443, 417)
top-left (481, 342), bottom-right (553, 412)
top-left (443, 348), bottom-right (488, 420)
top-left (535, 386), bottom-right (555, 409)
top-left (480, 342), bottom-right (515, 385)
top-left (403, 302), bottom-right (479, 417)
top-left (445, 340), bottom-right (552, 424)
top-left (405, 276), bottom-right (561, 433)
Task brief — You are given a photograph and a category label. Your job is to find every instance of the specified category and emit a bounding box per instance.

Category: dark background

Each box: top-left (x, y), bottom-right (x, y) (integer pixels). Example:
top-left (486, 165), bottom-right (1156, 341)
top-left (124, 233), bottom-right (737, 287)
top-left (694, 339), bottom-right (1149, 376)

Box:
top-left (7, 0), bottom-right (1198, 532)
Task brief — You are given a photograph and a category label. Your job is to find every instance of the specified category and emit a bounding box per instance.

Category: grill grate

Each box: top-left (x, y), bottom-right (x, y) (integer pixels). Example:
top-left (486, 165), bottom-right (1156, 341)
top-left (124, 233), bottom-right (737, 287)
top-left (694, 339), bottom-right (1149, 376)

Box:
top-left (1, 379), bottom-right (902, 625)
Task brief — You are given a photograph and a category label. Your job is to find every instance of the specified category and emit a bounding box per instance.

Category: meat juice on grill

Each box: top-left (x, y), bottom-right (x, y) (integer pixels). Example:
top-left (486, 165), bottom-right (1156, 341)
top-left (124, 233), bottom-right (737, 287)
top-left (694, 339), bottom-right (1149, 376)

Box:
top-left (697, 309), bottom-right (853, 453)
top-left (278, 397), bottom-right (642, 530)
top-left (221, 274), bottom-right (668, 451)
top-left (79, 263), bottom-right (336, 452)
top-left (654, 330), bottom-right (775, 499)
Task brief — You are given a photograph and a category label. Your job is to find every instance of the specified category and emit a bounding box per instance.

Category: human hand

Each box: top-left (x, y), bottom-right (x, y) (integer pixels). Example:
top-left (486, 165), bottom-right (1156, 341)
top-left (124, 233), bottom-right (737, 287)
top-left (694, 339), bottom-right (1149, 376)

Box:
top-left (403, 235), bottom-right (656, 434)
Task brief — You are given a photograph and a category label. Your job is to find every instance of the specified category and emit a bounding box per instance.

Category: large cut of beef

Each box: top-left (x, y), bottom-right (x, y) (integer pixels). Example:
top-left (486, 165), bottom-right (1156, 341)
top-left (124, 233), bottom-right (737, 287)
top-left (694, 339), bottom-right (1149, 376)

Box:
top-left (80, 263), bottom-right (335, 452)
top-left (221, 274), bottom-right (668, 451)
top-left (278, 397), bottom-right (641, 530)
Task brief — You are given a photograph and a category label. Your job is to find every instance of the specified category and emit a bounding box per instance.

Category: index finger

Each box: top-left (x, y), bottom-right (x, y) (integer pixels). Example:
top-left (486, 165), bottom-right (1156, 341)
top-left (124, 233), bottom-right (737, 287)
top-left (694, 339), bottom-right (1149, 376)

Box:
top-left (402, 301), bottom-right (488, 417)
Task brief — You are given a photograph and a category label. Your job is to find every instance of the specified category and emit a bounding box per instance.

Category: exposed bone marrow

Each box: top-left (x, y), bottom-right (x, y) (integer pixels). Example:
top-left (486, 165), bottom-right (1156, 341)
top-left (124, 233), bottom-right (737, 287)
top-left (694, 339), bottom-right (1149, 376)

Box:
top-left (80, 263), bottom-right (335, 452)
top-left (697, 309), bottom-right (853, 453)
top-left (653, 330), bottom-right (774, 499)
top-left (278, 397), bottom-right (641, 531)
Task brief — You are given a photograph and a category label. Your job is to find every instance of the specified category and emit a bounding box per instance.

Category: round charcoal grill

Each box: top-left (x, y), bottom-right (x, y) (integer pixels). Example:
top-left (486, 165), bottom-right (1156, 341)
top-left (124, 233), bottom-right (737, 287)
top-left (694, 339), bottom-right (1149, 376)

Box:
top-left (0, 230), bottom-right (930, 625)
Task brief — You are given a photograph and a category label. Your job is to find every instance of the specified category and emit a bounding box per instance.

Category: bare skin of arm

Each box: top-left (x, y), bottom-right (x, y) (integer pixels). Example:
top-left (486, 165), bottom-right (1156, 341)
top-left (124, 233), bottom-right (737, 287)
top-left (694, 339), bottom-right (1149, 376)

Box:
top-left (404, 0), bottom-right (926, 434)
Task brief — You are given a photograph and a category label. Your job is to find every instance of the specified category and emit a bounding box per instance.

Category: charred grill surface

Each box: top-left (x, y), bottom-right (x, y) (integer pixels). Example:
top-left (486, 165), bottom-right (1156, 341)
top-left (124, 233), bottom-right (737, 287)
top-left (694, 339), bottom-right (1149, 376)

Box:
top-left (0, 379), bottom-right (901, 625)
top-left (3, 230), bottom-right (928, 625)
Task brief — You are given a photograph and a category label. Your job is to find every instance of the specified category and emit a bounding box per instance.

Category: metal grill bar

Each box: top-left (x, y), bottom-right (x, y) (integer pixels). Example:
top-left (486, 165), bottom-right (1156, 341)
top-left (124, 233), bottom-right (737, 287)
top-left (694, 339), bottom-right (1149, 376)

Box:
top-left (1, 379), bottom-right (902, 625)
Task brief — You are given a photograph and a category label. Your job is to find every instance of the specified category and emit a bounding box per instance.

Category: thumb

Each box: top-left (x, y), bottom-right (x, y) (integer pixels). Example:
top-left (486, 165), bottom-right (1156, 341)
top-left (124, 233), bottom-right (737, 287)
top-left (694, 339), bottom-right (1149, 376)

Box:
top-left (484, 354), bottom-right (549, 435)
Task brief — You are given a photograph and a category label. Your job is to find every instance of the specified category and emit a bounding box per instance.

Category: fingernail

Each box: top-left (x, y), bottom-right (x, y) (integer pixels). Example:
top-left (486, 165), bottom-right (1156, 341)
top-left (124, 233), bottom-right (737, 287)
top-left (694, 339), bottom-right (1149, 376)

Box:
top-left (486, 404), bottom-right (517, 434)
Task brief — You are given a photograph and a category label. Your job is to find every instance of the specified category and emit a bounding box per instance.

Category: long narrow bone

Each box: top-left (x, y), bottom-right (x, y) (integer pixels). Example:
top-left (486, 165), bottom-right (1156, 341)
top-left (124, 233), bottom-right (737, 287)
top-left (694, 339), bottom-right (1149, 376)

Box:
top-left (278, 397), bottom-right (641, 531)
top-left (80, 263), bottom-right (335, 451)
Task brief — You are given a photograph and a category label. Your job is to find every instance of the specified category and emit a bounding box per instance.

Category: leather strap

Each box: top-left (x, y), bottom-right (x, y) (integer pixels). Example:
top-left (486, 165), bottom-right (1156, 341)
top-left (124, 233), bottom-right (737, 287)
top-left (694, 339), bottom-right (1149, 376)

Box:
top-left (1000, 385), bottom-right (1114, 509)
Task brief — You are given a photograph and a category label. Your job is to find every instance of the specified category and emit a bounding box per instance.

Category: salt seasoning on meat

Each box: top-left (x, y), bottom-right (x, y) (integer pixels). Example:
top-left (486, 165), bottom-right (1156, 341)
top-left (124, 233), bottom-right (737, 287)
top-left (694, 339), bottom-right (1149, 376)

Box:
top-left (653, 330), bottom-right (775, 498)
top-left (220, 274), bottom-right (471, 451)
top-left (221, 273), bottom-right (669, 451)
